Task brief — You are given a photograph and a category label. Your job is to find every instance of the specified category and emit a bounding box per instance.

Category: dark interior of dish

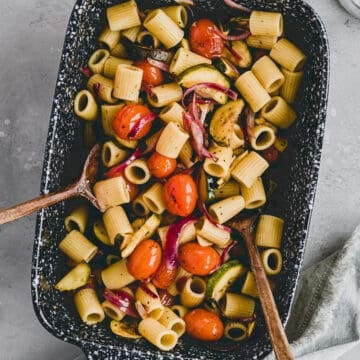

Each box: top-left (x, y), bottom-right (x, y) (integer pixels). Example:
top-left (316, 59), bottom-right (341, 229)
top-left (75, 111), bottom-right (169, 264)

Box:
top-left (32, 0), bottom-right (328, 358)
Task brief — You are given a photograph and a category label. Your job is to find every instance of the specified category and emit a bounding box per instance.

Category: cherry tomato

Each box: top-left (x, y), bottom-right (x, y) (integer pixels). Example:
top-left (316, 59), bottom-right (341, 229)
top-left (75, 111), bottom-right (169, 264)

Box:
top-left (112, 104), bottom-right (153, 140)
top-left (189, 19), bottom-right (224, 59)
top-left (261, 146), bottom-right (279, 164)
top-left (127, 239), bottom-right (162, 281)
top-left (164, 174), bottom-right (198, 217)
top-left (184, 309), bottom-right (224, 341)
top-left (134, 59), bottom-right (164, 87)
top-left (178, 242), bottom-right (220, 276)
top-left (148, 152), bottom-right (177, 179)
top-left (152, 259), bottom-right (177, 289)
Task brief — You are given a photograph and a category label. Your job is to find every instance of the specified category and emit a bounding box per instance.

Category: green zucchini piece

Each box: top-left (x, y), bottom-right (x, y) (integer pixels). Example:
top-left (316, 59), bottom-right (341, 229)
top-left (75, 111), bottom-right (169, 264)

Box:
top-left (213, 57), bottom-right (240, 80)
top-left (206, 260), bottom-right (246, 301)
top-left (209, 99), bottom-right (245, 146)
top-left (127, 43), bottom-right (172, 63)
top-left (177, 64), bottom-right (230, 104)
top-left (93, 220), bottom-right (112, 246)
top-left (232, 40), bottom-right (252, 68)
top-left (199, 170), bottom-right (218, 203)
top-left (55, 262), bottom-right (91, 291)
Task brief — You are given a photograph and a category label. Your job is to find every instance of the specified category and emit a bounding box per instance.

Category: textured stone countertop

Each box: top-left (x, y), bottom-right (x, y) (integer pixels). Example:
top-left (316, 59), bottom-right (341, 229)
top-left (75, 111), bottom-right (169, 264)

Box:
top-left (0, 1), bottom-right (359, 359)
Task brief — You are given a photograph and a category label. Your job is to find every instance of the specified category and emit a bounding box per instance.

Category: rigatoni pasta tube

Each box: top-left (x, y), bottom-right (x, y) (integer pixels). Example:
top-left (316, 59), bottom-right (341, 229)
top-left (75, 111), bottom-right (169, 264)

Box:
top-left (241, 271), bottom-right (259, 298)
top-left (169, 47), bottom-right (211, 75)
top-left (102, 300), bottom-right (126, 321)
top-left (144, 9), bottom-right (184, 49)
top-left (101, 141), bottom-right (129, 167)
top-left (59, 230), bottom-right (98, 264)
top-left (246, 35), bottom-right (278, 50)
top-left (136, 283), bottom-right (164, 320)
top-left (203, 145), bottom-right (233, 178)
top-left (122, 26), bottom-right (141, 42)
top-left (208, 195), bottom-right (245, 224)
top-left (234, 71), bottom-right (271, 112)
top-left (261, 96), bottom-right (297, 129)
top-left (167, 267), bottom-right (191, 296)
top-left (111, 42), bottom-right (128, 58)
top-left (124, 158), bottom-right (151, 184)
top-left (163, 5), bottom-right (188, 28)
top-left (93, 176), bottom-right (130, 210)
top-left (136, 30), bottom-right (160, 48)
top-left (158, 222), bottom-right (196, 248)
top-left (74, 288), bottom-right (105, 325)
top-left (106, 0), bottom-right (141, 31)
top-left (158, 306), bottom-right (186, 337)
top-left (132, 195), bottom-right (151, 217)
top-left (270, 38), bottom-right (307, 72)
top-left (101, 260), bottom-right (135, 289)
top-left (93, 220), bottom-right (111, 246)
top-left (159, 102), bottom-right (185, 126)
top-left (222, 293), bottom-right (255, 319)
top-left (180, 276), bottom-right (207, 308)
top-left (251, 55), bottom-right (284, 94)
top-left (98, 26), bottom-right (121, 50)
top-left (147, 82), bottom-right (183, 108)
top-left (156, 122), bottom-right (189, 159)
top-left (101, 104), bottom-right (124, 136)
top-left (231, 151), bottom-right (269, 188)
top-left (113, 64), bottom-right (143, 101)
top-left (196, 218), bottom-right (232, 248)
top-left (74, 90), bottom-right (98, 122)
top-left (103, 206), bottom-right (133, 245)
top-left (87, 74), bottom-right (118, 104)
top-left (179, 140), bottom-right (196, 168)
top-left (224, 321), bottom-right (248, 341)
top-left (249, 124), bottom-right (276, 151)
top-left (138, 318), bottom-right (178, 351)
top-left (281, 68), bottom-right (304, 103)
top-left (213, 180), bottom-right (240, 200)
top-left (249, 11), bottom-right (283, 37)
top-left (142, 183), bottom-right (167, 214)
top-left (261, 248), bottom-right (283, 275)
top-left (64, 204), bottom-right (89, 233)
top-left (255, 214), bottom-right (284, 248)
top-left (171, 305), bottom-right (189, 318)
top-left (104, 56), bottom-right (133, 79)
top-left (88, 49), bottom-right (110, 74)
top-left (240, 177), bottom-right (266, 209)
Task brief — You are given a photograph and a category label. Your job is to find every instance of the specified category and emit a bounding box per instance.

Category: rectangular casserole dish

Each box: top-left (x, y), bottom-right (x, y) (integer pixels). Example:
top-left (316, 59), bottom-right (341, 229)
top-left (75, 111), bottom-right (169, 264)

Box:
top-left (31, 0), bottom-right (329, 359)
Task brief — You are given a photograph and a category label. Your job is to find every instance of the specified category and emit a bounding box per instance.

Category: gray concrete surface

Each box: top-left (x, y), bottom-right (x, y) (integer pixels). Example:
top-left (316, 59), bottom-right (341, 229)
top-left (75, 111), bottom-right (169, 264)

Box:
top-left (0, 0), bottom-right (359, 359)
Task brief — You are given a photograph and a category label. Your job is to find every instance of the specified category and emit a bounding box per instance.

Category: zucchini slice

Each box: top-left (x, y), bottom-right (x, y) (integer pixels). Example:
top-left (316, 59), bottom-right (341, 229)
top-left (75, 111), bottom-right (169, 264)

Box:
top-left (55, 262), bottom-right (91, 291)
top-left (231, 40), bottom-right (252, 68)
top-left (214, 57), bottom-right (240, 80)
top-left (209, 99), bottom-right (245, 146)
top-left (177, 64), bottom-right (231, 104)
top-left (206, 260), bottom-right (246, 301)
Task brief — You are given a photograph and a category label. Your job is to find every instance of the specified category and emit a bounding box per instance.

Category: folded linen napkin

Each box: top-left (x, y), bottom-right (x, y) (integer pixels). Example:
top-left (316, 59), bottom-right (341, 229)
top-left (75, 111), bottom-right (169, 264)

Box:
top-left (265, 224), bottom-right (360, 360)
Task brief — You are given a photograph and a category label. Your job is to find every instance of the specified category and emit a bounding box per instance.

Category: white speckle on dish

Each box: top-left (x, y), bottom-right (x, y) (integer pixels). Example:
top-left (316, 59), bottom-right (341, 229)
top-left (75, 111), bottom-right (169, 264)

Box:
top-left (0, 131), bottom-right (6, 138)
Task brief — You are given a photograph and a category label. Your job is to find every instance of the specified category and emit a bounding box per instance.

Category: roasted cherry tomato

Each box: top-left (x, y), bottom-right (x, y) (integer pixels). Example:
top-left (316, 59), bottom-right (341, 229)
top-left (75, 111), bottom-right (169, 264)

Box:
top-left (134, 59), bottom-right (164, 87)
top-left (178, 242), bottom-right (220, 276)
top-left (112, 104), bottom-right (153, 140)
top-left (148, 152), bottom-right (177, 179)
top-left (189, 19), bottom-right (224, 59)
top-left (127, 239), bottom-right (162, 281)
top-left (261, 145), bottom-right (279, 164)
top-left (184, 308), bottom-right (224, 341)
top-left (164, 174), bottom-right (198, 217)
top-left (152, 259), bottom-right (177, 289)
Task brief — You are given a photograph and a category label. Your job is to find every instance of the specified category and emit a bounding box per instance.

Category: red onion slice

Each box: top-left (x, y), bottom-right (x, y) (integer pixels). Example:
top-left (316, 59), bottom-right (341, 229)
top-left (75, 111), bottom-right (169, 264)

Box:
top-left (147, 57), bottom-right (169, 72)
top-left (103, 288), bottom-right (139, 318)
top-left (139, 283), bottom-right (158, 299)
top-left (165, 216), bottom-right (197, 270)
top-left (182, 82), bottom-right (238, 106)
top-left (80, 66), bottom-right (92, 77)
top-left (225, 44), bottom-right (243, 62)
top-left (104, 147), bottom-right (142, 178)
top-left (92, 83), bottom-right (101, 99)
top-left (223, 0), bottom-right (251, 13)
top-left (127, 112), bottom-right (157, 138)
top-left (159, 289), bottom-right (175, 306)
top-left (142, 82), bottom-right (155, 97)
top-left (215, 27), bottom-right (251, 41)
top-left (245, 107), bottom-right (255, 140)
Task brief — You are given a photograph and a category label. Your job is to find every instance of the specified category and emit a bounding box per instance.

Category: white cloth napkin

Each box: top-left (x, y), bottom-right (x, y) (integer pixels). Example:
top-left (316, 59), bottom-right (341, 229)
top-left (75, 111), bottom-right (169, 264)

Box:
top-left (265, 225), bottom-right (360, 359)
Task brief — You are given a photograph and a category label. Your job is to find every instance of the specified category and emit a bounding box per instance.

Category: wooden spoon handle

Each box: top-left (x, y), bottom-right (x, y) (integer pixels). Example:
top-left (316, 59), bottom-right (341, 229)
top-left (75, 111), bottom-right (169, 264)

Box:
top-left (243, 234), bottom-right (293, 360)
top-left (0, 184), bottom-right (78, 225)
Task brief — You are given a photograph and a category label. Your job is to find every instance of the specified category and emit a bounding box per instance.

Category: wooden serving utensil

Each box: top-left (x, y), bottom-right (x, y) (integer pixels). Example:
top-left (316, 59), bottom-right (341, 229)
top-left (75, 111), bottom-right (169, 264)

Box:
top-left (226, 216), bottom-right (293, 360)
top-left (0, 144), bottom-right (105, 225)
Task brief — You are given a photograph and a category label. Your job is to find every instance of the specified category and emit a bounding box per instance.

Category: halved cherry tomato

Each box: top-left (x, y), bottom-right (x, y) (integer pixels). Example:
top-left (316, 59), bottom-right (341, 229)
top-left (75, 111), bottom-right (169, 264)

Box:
top-left (112, 104), bottom-right (153, 140)
top-left (184, 308), bottom-right (224, 341)
top-left (134, 59), bottom-right (164, 87)
top-left (164, 174), bottom-right (198, 217)
top-left (127, 239), bottom-right (162, 281)
top-left (148, 152), bottom-right (177, 179)
top-left (261, 146), bottom-right (279, 164)
top-left (178, 242), bottom-right (220, 276)
top-left (189, 19), bottom-right (224, 59)
top-left (152, 259), bottom-right (177, 289)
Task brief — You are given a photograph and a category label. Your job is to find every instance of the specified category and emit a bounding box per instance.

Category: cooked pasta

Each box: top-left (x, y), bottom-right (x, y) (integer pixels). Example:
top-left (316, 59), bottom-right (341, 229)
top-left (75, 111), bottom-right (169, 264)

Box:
top-left (74, 90), bottom-right (98, 121)
top-left (102, 300), bottom-right (126, 321)
top-left (132, 194), bottom-right (151, 217)
top-left (74, 288), bottom-right (105, 325)
top-left (101, 259), bottom-right (135, 289)
top-left (103, 56), bottom-right (133, 79)
top-left (224, 321), bottom-right (248, 341)
top-left (246, 35), bottom-right (278, 50)
top-left (124, 158), bottom-right (151, 184)
top-left (159, 102), bottom-right (185, 126)
top-left (93, 220), bottom-right (111, 246)
top-left (249, 11), bottom-right (283, 37)
top-left (169, 47), bottom-right (211, 75)
top-left (158, 221), bottom-right (197, 248)
top-left (180, 276), bottom-right (207, 308)
top-left (136, 30), bottom-right (160, 48)
top-left (261, 248), bottom-right (283, 275)
top-left (64, 204), bottom-right (89, 233)
top-left (171, 305), bottom-right (189, 319)
top-left (203, 145), bottom-right (233, 178)
top-left (88, 49), bottom-right (110, 74)
top-left (136, 283), bottom-right (164, 319)
top-left (280, 68), bottom-right (304, 103)
top-left (114, 64), bottom-right (143, 101)
top-left (208, 195), bottom-right (246, 224)
top-left (110, 42), bottom-right (128, 58)
top-left (98, 26), bottom-right (121, 50)
top-left (249, 124), bottom-right (276, 151)
top-left (255, 214), bottom-right (284, 249)
top-left (142, 183), bottom-right (167, 214)
top-left (106, 0), bottom-right (141, 31)
top-left (158, 306), bottom-right (186, 337)
top-left (101, 104), bottom-right (124, 136)
top-left (122, 26), bottom-right (141, 42)
top-left (196, 218), bottom-right (232, 248)
top-left (240, 177), bottom-right (266, 209)
top-left (147, 82), bottom-right (183, 108)
top-left (222, 293), bottom-right (255, 319)
top-left (101, 141), bottom-right (129, 167)
top-left (261, 96), bottom-right (297, 129)
top-left (162, 5), bottom-right (188, 28)
top-left (87, 74), bottom-right (118, 104)
top-left (103, 206), bottom-right (133, 245)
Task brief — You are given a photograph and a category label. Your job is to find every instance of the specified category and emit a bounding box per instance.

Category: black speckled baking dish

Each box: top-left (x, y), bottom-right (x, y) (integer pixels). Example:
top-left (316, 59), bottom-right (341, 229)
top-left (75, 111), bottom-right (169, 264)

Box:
top-left (31, 0), bottom-right (329, 358)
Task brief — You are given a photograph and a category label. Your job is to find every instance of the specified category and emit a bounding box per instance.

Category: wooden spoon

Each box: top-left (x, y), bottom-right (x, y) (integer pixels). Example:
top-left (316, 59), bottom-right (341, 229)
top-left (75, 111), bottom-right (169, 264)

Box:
top-left (0, 144), bottom-right (105, 225)
top-left (226, 216), bottom-right (293, 360)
